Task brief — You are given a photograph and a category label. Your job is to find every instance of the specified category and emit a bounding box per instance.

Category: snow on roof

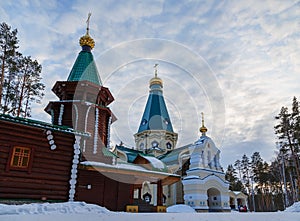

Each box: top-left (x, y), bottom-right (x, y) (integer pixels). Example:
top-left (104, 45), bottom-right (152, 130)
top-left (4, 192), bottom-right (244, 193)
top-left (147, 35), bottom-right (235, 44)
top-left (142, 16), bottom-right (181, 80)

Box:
top-left (0, 202), bottom-right (109, 215)
top-left (142, 155), bottom-right (166, 170)
top-left (80, 161), bottom-right (179, 177)
top-left (81, 161), bottom-right (147, 171)
top-left (183, 175), bottom-right (200, 180)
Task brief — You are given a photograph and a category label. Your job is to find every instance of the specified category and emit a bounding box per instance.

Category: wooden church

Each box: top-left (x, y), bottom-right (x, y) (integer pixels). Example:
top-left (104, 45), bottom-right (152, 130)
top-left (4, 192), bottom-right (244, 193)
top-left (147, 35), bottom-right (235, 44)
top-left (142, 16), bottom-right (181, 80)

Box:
top-left (0, 19), bottom-right (180, 212)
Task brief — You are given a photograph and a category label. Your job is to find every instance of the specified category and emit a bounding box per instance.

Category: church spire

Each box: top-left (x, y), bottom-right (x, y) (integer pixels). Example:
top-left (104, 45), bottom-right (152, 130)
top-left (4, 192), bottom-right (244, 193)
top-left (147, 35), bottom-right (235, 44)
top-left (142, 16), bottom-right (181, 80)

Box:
top-left (137, 64), bottom-right (173, 133)
top-left (67, 13), bottom-right (101, 86)
top-left (134, 64), bottom-right (178, 155)
top-left (200, 112), bottom-right (208, 136)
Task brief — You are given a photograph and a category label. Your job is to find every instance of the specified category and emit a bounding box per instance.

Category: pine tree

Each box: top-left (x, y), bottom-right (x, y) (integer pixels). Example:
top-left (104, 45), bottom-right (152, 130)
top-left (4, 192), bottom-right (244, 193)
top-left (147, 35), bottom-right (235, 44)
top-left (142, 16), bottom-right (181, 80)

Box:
top-left (275, 103), bottom-right (300, 200)
top-left (0, 22), bottom-right (19, 110)
top-left (251, 152), bottom-right (264, 186)
top-left (225, 164), bottom-right (245, 192)
top-left (15, 56), bottom-right (44, 117)
top-left (234, 159), bottom-right (243, 180)
top-left (2, 51), bottom-right (22, 114)
top-left (241, 154), bottom-right (251, 191)
top-left (0, 23), bottom-right (44, 117)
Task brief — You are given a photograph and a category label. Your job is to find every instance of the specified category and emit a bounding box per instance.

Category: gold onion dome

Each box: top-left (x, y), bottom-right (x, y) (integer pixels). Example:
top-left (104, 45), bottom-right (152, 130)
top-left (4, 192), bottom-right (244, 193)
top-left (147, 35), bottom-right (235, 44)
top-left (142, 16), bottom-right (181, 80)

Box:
top-left (149, 76), bottom-right (163, 87)
top-left (79, 34), bottom-right (95, 49)
top-left (199, 112), bottom-right (208, 134)
top-left (200, 125), bottom-right (208, 133)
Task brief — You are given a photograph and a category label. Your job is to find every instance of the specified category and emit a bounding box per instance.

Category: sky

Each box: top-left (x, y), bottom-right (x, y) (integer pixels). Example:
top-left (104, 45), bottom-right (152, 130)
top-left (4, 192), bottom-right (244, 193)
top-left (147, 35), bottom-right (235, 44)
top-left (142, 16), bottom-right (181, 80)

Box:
top-left (1, 0), bottom-right (299, 167)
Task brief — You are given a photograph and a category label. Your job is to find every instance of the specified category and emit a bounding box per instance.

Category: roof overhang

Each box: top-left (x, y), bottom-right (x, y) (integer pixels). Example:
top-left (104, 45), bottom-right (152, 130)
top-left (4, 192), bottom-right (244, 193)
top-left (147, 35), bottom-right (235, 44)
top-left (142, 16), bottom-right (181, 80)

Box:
top-left (79, 162), bottom-right (180, 186)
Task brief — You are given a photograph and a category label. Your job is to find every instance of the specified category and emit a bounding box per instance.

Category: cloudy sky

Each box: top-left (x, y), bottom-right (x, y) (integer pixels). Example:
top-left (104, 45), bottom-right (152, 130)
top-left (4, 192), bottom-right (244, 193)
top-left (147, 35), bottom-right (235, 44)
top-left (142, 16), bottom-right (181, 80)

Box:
top-left (1, 0), bottom-right (299, 167)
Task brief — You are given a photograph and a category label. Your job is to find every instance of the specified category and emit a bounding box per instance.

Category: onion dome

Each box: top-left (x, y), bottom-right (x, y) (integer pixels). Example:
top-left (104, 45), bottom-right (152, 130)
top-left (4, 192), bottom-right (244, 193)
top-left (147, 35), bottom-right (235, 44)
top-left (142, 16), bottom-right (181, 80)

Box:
top-left (79, 34), bottom-right (95, 49)
top-left (199, 112), bottom-right (208, 135)
top-left (149, 76), bottom-right (163, 87)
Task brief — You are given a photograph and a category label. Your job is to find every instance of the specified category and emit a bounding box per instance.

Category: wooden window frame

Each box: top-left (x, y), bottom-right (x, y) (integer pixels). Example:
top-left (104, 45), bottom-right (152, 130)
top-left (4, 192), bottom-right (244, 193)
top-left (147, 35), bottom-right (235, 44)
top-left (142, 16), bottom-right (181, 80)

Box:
top-left (6, 146), bottom-right (34, 173)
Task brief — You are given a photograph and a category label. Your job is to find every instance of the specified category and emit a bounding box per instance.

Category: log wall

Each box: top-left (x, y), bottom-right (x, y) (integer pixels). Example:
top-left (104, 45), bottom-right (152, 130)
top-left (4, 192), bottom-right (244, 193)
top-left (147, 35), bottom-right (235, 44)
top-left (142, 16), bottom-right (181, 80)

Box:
top-left (0, 120), bottom-right (75, 202)
top-left (76, 168), bottom-right (132, 211)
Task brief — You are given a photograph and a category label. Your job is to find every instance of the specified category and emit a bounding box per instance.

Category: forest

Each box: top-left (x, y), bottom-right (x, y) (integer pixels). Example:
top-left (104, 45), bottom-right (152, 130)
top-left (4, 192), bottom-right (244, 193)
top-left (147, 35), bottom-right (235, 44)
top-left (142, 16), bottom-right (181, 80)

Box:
top-left (226, 96), bottom-right (300, 211)
top-left (0, 22), bottom-right (44, 118)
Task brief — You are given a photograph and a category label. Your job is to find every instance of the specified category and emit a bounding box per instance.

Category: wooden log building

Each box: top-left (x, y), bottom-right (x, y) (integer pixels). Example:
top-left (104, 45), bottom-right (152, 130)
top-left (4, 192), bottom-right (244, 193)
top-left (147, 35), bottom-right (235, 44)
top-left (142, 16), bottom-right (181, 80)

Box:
top-left (0, 23), bottom-right (180, 212)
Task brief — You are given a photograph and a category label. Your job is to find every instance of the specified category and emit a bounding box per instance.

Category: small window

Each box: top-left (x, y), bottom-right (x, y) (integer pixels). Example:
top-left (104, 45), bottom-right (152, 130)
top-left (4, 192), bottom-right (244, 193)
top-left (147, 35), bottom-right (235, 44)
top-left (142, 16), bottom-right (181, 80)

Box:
top-left (151, 141), bottom-right (158, 148)
top-left (10, 146), bottom-right (31, 168)
top-left (166, 142), bottom-right (172, 149)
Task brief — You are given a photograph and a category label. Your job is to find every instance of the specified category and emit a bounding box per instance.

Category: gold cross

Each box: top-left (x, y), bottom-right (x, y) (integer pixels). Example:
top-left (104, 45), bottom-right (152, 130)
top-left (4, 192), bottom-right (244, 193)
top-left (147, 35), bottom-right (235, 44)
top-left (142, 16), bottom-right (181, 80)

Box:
top-left (201, 112), bottom-right (205, 126)
top-left (154, 63), bottom-right (159, 77)
top-left (86, 12), bottom-right (91, 35)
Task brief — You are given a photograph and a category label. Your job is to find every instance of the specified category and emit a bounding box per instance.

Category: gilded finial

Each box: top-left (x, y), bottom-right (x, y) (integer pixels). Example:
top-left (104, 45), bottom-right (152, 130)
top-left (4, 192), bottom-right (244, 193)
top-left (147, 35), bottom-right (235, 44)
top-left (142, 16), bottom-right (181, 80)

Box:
top-left (200, 112), bottom-right (208, 135)
top-left (149, 63), bottom-right (163, 87)
top-left (79, 12), bottom-right (95, 49)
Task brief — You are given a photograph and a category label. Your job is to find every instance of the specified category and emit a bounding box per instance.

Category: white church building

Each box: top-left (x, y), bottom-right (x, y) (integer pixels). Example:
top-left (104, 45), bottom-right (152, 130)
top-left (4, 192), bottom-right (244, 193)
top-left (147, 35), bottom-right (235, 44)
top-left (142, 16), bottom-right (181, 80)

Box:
top-left (181, 115), bottom-right (231, 212)
top-left (113, 66), bottom-right (242, 212)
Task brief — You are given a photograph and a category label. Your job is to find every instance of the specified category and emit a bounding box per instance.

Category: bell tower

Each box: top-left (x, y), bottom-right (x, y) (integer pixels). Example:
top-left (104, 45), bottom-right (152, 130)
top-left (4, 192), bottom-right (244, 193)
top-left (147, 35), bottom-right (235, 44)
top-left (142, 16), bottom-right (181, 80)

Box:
top-left (45, 14), bottom-right (115, 163)
top-left (134, 64), bottom-right (178, 156)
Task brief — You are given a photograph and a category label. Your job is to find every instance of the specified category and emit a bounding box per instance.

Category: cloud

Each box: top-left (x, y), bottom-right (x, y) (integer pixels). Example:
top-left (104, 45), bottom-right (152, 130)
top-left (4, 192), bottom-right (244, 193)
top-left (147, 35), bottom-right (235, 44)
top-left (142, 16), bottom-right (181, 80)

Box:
top-left (1, 0), bottom-right (299, 167)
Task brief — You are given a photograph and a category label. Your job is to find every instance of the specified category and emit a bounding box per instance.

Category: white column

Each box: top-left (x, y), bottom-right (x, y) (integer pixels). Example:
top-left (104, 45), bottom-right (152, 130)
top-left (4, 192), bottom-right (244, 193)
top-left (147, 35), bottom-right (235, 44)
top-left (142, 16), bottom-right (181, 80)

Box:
top-left (93, 108), bottom-right (99, 154)
top-left (69, 135), bottom-right (81, 201)
top-left (58, 104), bottom-right (64, 125)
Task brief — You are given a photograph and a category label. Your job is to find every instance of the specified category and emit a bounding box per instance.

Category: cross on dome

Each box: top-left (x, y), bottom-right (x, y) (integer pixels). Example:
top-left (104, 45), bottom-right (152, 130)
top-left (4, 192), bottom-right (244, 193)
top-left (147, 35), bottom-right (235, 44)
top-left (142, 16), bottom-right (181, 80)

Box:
top-left (149, 63), bottom-right (163, 87)
top-left (79, 12), bottom-right (95, 49)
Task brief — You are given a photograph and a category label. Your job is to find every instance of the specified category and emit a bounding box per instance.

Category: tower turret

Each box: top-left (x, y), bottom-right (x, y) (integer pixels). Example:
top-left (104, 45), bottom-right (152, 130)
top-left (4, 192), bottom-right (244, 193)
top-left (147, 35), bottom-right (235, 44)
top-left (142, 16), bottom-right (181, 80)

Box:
top-left (45, 14), bottom-right (115, 163)
top-left (134, 64), bottom-right (178, 156)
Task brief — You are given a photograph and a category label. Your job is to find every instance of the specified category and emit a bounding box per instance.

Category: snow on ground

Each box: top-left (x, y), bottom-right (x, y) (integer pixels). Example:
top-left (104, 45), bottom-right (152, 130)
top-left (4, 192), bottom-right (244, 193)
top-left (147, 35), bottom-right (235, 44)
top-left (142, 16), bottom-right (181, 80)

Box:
top-left (0, 201), bottom-right (299, 221)
top-left (166, 204), bottom-right (196, 213)
top-left (284, 201), bottom-right (300, 212)
top-left (0, 201), bottom-right (109, 215)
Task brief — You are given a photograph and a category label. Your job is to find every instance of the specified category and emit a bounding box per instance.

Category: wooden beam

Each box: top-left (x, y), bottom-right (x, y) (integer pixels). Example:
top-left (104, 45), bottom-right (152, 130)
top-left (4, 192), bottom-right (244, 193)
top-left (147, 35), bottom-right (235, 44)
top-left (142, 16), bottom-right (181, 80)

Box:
top-left (157, 180), bottom-right (162, 206)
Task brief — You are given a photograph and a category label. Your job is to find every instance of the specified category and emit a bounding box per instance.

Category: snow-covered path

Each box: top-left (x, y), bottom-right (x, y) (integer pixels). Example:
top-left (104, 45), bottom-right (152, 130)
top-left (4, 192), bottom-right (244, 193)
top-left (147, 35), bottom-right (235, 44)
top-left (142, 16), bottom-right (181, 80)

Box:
top-left (0, 201), bottom-right (299, 221)
top-left (1, 212), bottom-right (299, 221)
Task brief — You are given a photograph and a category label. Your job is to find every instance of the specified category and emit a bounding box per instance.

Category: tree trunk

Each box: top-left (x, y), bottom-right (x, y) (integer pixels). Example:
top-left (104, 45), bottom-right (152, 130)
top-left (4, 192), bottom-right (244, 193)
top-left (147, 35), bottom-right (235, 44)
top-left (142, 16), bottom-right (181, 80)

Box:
top-left (17, 62), bottom-right (28, 117)
top-left (0, 43), bottom-right (7, 108)
top-left (286, 131), bottom-right (300, 201)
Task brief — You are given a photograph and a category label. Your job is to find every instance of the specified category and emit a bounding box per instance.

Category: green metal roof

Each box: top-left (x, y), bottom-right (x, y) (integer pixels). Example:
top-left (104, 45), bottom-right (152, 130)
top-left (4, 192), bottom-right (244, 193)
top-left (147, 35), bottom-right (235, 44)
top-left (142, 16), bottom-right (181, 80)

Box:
top-left (67, 48), bottom-right (102, 86)
top-left (116, 145), bottom-right (168, 172)
top-left (102, 147), bottom-right (118, 158)
top-left (116, 145), bottom-right (144, 163)
top-left (158, 144), bottom-right (190, 165)
top-left (0, 114), bottom-right (90, 137)
top-left (137, 82), bottom-right (174, 133)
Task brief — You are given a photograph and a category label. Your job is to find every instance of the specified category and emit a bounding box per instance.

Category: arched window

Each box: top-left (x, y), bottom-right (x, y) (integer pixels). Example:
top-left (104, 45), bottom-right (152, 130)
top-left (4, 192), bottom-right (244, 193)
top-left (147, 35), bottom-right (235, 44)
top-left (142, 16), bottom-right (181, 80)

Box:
top-left (166, 142), bottom-right (172, 149)
top-left (139, 143), bottom-right (145, 150)
top-left (151, 141), bottom-right (158, 148)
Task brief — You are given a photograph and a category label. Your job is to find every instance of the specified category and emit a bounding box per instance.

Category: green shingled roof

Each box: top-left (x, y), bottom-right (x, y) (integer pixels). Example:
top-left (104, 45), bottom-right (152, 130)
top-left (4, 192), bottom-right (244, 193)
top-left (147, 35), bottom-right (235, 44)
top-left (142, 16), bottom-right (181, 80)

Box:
top-left (67, 49), bottom-right (102, 86)
top-left (0, 114), bottom-right (90, 137)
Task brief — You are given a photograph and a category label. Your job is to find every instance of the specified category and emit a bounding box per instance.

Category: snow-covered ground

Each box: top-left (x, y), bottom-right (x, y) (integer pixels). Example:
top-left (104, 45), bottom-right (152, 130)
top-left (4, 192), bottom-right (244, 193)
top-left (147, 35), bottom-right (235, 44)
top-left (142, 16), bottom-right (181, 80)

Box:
top-left (0, 201), bottom-right (299, 221)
